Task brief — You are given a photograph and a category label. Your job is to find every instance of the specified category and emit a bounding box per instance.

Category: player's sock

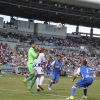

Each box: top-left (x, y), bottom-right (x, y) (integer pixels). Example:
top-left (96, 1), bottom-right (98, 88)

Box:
top-left (38, 76), bottom-right (44, 91)
top-left (49, 81), bottom-right (53, 87)
top-left (30, 76), bottom-right (37, 93)
top-left (71, 86), bottom-right (76, 96)
top-left (39, 76), bottom-right (44, 86)
top-left (83, 87), bottom-right (87, 96)
top-left (36, 77), bottom-right (40, 89)
top-left (24, 76), bottom-right (33, 86)
top-left (48, 80), bottom-right (55, 87)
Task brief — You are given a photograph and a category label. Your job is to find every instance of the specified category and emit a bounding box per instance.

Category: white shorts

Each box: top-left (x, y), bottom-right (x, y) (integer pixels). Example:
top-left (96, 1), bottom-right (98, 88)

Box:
top-left (33, 67), bottom-right (44, 75)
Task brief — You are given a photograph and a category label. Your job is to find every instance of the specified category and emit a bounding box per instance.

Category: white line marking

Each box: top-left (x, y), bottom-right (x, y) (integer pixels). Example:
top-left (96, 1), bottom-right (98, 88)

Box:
top-left (0, 88), bottom-right (68, 98)
top-left (0, 88), bottom-right (82, 100)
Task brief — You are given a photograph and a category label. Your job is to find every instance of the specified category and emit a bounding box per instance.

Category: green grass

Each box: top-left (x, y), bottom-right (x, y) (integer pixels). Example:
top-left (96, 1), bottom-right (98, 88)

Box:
top-left (0, 74), bottom-right (100, 100)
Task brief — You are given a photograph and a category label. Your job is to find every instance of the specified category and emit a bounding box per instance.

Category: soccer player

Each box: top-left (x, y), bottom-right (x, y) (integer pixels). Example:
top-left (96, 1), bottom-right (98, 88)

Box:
top-left (66, 60), bottom-right (93, 100)
top-left (23, 41), bottom-right (40, 93)
top-left (45, 60), bottom-right (51, 80)
top-left (34, 49), bottom-right (48, 92)
top-left (48, 55), bottom-right (62, 90)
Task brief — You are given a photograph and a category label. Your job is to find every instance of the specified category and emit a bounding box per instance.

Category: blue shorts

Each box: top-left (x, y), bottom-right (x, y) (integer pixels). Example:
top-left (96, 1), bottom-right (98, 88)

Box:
top-left (76, 78), bottom-right (93, 88)
top-left (52, 72), bottom-right (60, 81)
top-left (46, 70), bottom-right (50, 75)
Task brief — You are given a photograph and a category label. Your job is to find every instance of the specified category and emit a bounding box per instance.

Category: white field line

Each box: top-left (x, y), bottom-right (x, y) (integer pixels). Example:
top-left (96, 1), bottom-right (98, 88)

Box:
top-left (0, 88), bottom-right (68, 98)
top-left (0, 88), bottom-right (84, 100)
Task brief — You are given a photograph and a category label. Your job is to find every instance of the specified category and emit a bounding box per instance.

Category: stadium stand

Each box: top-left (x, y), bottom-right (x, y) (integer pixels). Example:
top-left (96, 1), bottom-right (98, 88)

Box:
top-left (0, 41), bottom-right (100, 75)
top-left (0, 31), bottom-right (31, 42)
top-left (0, 0), bottom-right (100, 76)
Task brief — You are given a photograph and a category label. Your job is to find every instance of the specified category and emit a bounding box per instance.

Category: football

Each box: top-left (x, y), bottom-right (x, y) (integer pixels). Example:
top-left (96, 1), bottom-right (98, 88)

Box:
top-left (56, 23), bottom-right (62, 29)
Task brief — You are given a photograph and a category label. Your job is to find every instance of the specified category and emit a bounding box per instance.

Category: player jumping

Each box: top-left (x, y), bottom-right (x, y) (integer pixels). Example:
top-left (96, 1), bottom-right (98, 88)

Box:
top-left (23, 41), bottom-right (41, 93)
top-left (48, 55), bottom-right (62, 90)
top-left (66, 60), bottom-right (93, 100)
top-left (33, 49), bottom-right (48, 92)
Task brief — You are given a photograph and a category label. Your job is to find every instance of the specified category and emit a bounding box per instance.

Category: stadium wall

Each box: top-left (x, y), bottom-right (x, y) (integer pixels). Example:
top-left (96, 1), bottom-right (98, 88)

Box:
top-left (34, 23), bottom-right (67, 37)
top-left (0, 28), bottom-right (34, 36)
top-left (0, 17), bottom-right (3, 28)
top-left (18, 20), bottom-right (34, 33)
top-left (11, 19), bottom-right (34, 33)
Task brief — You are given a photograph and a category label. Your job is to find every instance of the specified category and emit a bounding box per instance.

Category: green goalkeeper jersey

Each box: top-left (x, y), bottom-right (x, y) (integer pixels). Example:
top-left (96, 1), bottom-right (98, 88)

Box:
top-left (27, 47), bottom-right (37, 64)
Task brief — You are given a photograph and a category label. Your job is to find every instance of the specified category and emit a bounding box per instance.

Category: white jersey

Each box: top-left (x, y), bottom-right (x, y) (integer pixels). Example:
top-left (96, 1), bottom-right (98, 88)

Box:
top-left (33, 53), bottom-right (46, 75)
top-left (34, 53), bottom-right (46, 64)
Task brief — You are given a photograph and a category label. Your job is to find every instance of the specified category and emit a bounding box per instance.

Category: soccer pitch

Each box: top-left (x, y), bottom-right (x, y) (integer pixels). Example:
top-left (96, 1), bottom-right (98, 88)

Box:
top-left (0, 74), bottom-right (100, 100)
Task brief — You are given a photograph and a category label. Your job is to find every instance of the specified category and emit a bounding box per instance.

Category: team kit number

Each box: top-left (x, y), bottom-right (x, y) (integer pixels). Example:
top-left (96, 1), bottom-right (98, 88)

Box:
top-left (86, 68), bottom-right (91, 78)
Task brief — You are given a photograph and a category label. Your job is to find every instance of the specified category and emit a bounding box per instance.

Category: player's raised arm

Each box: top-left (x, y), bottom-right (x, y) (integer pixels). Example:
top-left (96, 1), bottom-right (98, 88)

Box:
top-left (30, 48), bottom-right (38, 58)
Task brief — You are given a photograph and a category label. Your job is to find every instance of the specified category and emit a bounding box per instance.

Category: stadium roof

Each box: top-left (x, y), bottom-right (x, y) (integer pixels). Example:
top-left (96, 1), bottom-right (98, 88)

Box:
top-left (0, 0), bottom-right (100, 28)
top-left (51, 0), bottom-right (100, 9)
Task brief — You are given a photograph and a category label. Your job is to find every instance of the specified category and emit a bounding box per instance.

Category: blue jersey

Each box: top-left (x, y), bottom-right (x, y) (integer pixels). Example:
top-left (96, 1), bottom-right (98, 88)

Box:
top-left (51, 60), bottom-right (62, 74)
top-left (77, 66), bottom-right (93, 80)
top-left (46, 63), bottom-right (51, 71)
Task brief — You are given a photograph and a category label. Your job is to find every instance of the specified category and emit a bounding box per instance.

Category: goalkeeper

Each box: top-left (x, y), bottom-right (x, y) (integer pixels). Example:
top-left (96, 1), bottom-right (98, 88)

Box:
top-left (23, 41), bottom-right (41, 93)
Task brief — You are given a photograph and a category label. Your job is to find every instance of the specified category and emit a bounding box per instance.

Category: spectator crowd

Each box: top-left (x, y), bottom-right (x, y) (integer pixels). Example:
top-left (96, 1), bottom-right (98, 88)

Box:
top-left (0, 31), bottom-right (32, 42)
top-left (0, 42), bottom-right (28, 70)
top-left (0, 33), bottom-right (100, 75)
top-left (0, 30), bottom-right (100, 50)
top-left (36, 35), bottom-right (100, 49)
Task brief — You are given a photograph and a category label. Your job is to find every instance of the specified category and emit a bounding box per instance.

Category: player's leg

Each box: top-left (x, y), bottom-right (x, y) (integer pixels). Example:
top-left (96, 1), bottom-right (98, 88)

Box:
top-left (66, 79), bottom-right (93, 100)
top-left (66, 84), bottom-right (77, 100)
top-left (82, 87), bottom-right (88, 99)
top-left (48, 73), bottom-right (51, 80)
top-left (82, 82), bottom-right (93, 99)
top-left (29, 75), bottom-right (37, 93)
top-left (55, 73), bottom-right (60, 83)
top-left (46, 72), bottom-right (49, 79)
top-left (66, 79), bottom-right (83, 100)
top-left (47, 70), bottom-right (51, 80)
top-left (39, 75), bottom-right (45, 87)
top-left (34, 67), bottom-right (40, 91)
top-left (45, 70), bottom-right (48, 79)
top-left (46, 71), bottom-right (49, 80)
top-left (36, 77), bottom-right (40, 91)
top-left (48, 72), bottom-right (56, 90)
top-left (26, 64), bottom-right (37, 93)
top-left (38, 74), bottom-right (44, 91)
top-left (23, 64), bottom-right (34, 86)
top-left (37, 67), bottom-right (45, 91)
